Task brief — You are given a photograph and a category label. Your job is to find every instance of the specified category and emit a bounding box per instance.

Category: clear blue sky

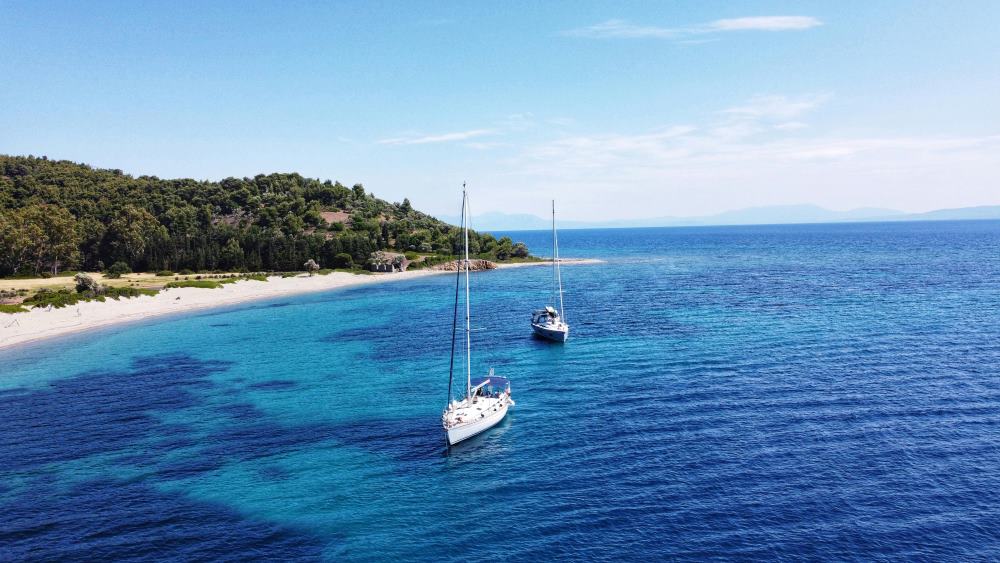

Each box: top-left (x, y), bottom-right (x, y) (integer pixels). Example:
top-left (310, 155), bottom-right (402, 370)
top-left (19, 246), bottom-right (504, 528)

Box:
top-left (2, 1), bottom-right (998, 219)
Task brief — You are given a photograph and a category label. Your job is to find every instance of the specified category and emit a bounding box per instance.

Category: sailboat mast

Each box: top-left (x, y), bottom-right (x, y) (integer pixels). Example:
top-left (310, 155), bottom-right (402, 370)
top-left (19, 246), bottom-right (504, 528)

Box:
top-left (552, 200), bottom-right (557, 308)
top-left (446, 188), bottom-right (466, 405)
top-left (554, 200), bottom-right (565, 323)
top-left (464, 184), bottom-right (472, 400)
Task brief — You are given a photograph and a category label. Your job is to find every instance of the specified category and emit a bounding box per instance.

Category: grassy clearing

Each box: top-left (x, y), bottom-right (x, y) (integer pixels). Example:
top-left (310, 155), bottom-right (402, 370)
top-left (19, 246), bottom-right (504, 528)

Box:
top-left (23, 290), bottom-right (85, 308)
top-left (0, 304), bottom-right (29, 314)
top-left (105, 287), bottom-right (159, 300)
top-left (164, 280), bottom-right (222, 289)
top-left (502, 256), bottom-right (545, 263)
top-left (20, 286), bottom-right (160, 309)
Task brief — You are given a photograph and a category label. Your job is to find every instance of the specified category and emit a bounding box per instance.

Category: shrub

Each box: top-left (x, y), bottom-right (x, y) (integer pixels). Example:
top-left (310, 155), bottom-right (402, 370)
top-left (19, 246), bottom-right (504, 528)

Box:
top-left (512, 242), bottom-right (530, 258)
top-left (303, 259), bottom-right (320, 276)
top-left (155, 270), bottom-right (174, 276)
top-left (332, 253), bottom-right (353, 268)
top-left (179, 269), bottom-right (195, 275)
top-left (25, 289), bottom-right (82, 308)
top-left (105, 261), bottom-right (132, 279)
top-left (74, 273), bottom-right (99, 294)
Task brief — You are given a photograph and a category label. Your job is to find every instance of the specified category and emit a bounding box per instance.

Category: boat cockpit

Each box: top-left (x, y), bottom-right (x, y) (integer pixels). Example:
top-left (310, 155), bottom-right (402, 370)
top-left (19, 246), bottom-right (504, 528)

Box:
top-left (469, 375), bottom-right (510, 399)
top-left (532, 306), bottom-right (560, 326)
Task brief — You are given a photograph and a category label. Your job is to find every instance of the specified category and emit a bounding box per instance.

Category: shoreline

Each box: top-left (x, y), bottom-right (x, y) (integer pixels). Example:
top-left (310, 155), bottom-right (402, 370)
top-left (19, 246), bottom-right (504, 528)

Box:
top-left (0, 258), bottom-right (601, 352)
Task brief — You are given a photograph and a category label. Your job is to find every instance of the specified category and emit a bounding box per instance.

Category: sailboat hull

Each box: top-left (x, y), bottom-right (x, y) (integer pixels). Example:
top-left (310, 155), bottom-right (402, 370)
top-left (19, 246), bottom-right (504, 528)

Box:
top-left (446, 400), bottom-right (510, 445)
top-left (532, 200), bottom-right (569, 343)
top-left (532, 322), bottom-right (569, 342)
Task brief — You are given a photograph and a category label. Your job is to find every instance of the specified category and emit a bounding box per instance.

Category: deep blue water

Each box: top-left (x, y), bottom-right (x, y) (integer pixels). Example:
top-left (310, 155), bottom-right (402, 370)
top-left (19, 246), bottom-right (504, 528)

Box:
top-left (3, 221), bottom-right (1000, 560)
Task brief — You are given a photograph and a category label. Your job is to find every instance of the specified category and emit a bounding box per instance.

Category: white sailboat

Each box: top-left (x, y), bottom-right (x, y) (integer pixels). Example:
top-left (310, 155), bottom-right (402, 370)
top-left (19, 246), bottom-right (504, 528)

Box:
top-left (442, 185), bottom-right (514, 446)
top-left (531, 200), bottom-right (569, 342)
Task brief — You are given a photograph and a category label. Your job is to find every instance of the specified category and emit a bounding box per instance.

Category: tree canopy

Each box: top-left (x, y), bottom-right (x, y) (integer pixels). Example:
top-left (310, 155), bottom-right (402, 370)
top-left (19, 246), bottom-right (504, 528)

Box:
top-left (0, 155), bottom-right (529, 276)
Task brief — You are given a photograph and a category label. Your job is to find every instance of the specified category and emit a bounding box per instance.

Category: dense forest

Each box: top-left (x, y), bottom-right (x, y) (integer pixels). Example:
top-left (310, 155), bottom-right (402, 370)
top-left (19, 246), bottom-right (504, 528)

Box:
top-left (0, 155), bottom-right (529, 277)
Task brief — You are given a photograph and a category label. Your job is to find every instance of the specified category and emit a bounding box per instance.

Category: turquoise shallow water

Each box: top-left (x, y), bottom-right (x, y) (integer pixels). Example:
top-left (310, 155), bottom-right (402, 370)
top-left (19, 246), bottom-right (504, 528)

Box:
top-left (2, 221), bottom-right (1000, 560)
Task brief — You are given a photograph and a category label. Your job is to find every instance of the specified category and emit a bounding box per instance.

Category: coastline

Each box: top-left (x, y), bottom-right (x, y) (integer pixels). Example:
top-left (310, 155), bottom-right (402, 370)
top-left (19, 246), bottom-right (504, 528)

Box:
top-left (0, 259), bottom-right (601, 352)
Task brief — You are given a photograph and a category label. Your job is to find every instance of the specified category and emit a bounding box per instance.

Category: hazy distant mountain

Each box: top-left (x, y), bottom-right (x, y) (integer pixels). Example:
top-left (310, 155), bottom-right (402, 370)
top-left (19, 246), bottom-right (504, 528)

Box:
top-left (903, 205), bottom-right (1000, 221)
top-left (438, 211), bottom-right (554, 231)
top-left (679, 204), bottom-right (903, 227)
top-left (447, 204), bottom-right (1000, 231)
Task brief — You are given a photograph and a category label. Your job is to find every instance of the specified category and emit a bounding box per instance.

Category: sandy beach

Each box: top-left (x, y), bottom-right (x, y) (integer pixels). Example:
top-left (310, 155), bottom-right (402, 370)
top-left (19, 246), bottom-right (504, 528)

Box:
top-left (0, 259), bottom-right (600, 351)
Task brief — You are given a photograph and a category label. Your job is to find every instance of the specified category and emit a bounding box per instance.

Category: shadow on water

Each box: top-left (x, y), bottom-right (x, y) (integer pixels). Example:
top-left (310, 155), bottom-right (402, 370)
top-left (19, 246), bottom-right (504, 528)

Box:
top-left (319, 325), bottom-right (392, 343)
top-left (319, 320), bottom-right (454, 361)
top-left (325, 415), bottom-right (445, 464)
top-left (189, 301), bottom-right (291, 322)
top-left (247, 379), bottom-right (299, 391)
top-left (0, 353), bottom-right (348, 559)
top-left (0, 479), bottom-right (328, 560)
top-left (0, 351), bottom-right (350, 477)
top-left (0, 353), bottom-right (230, 472)
top-left (151, 399), bottom-right (341, 479)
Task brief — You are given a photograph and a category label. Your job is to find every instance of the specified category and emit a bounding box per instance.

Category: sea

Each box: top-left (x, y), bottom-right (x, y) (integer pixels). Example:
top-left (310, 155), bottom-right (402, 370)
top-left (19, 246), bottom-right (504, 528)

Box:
top-left (2, 220), bottom-right (1000, 561)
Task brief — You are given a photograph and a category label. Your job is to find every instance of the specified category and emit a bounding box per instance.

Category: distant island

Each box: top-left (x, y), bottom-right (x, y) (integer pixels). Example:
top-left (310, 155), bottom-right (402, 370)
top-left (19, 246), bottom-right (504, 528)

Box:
top-left (449, 204), bottom-right (1000, 231)
top-left (0, 154), bottom-right (533, 279)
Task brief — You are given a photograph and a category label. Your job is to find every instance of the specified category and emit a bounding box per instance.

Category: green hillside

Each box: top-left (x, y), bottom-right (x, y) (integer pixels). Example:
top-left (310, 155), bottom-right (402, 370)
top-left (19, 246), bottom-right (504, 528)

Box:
top-left (0, 155), bottom-right (529, 276)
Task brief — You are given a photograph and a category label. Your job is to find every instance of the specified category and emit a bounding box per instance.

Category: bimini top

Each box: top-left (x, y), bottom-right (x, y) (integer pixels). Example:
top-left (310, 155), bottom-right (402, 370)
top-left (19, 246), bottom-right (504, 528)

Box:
top-left (470, 376), bottom-right (510, 389)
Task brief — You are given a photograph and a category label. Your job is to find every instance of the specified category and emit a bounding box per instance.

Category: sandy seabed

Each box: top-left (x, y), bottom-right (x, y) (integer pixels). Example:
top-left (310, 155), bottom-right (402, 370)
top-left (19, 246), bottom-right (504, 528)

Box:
top-left (0, 260), bottom-right (600, 351)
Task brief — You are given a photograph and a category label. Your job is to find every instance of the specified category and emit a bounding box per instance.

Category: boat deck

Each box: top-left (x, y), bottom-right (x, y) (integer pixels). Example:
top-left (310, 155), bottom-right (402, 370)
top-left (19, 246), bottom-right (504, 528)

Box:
top-left (443, 395), bottom-right (509, 428)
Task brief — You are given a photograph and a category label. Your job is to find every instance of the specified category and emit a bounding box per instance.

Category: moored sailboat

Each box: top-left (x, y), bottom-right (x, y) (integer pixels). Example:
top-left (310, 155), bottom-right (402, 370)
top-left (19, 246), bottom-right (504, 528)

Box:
top-left (442, 185), bottom-right (514, 446)
top-left (531, 200), bottom-right (569, 342)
